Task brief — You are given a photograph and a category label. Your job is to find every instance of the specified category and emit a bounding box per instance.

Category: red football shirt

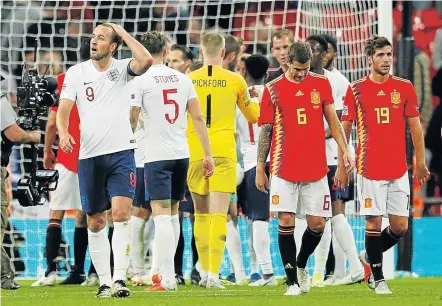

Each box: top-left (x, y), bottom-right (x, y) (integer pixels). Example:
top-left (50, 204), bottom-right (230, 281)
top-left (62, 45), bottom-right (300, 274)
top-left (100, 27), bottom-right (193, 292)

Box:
top-left (50, 73), bottom-right (80, 173)
top-left (259, 72), bottom-right (333, 182)
top-left (341, 75), bottom-right (420, 180)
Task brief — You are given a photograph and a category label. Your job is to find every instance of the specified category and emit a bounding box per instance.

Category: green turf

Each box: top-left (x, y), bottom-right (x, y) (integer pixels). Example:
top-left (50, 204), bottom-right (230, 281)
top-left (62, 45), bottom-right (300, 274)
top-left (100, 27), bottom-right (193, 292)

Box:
top-left (2, 278), bottom-right (442, 306)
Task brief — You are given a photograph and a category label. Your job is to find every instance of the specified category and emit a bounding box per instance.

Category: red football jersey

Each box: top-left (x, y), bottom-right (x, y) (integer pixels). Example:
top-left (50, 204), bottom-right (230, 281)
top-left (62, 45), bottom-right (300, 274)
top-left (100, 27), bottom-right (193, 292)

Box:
top-left (341, 75), bottom-right (420, 180)
top-left (50, 73), bottom-right (80, 173)
top-left (259, 72), bottom-right (333, 182)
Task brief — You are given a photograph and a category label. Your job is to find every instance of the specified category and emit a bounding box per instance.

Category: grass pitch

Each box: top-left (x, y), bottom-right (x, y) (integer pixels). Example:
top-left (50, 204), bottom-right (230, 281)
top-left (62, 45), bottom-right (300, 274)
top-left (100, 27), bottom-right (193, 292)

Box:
top-left (2, 278), bottom-right (442, 306)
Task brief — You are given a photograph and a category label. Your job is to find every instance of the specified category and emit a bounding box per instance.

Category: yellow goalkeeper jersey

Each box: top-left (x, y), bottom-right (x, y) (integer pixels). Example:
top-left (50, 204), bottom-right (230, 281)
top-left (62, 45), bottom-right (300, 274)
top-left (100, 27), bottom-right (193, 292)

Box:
top-left (187, 65), bottom-right (259, 162)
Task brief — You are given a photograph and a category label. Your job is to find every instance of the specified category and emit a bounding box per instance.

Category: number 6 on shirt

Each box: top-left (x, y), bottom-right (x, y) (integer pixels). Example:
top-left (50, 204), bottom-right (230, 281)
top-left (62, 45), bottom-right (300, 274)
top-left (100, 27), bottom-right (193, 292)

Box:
top-left (297, 108), bottom-right (307, 125)
top-left (163, 89), bottom-right (179, 124)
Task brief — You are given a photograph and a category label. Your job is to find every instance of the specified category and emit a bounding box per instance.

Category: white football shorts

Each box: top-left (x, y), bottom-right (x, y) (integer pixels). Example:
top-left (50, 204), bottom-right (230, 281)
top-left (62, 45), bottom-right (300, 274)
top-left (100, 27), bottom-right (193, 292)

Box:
top-left (357, 171), bottom-right (410, 217)
top-left (49, 164), bottom-right (82, 211)
top-left (269, 174), bottom-right (332, 219)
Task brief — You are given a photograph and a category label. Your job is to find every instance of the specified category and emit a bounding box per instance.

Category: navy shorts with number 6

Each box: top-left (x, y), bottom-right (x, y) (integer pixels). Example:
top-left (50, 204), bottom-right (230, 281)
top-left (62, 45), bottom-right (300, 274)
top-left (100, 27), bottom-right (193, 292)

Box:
top-left (78, 150), bottom-right (136, 215)
top-left (145, 158), bottom-right (189, 201)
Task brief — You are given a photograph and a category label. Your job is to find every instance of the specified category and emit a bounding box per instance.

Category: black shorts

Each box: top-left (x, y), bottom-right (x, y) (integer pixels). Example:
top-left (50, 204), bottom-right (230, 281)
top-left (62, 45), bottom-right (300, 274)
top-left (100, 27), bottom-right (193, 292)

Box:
top-left (336, 180), bottom-right (355, 202)
top-left (133, 167), bottom-right (151, 210)
top-left (144, 158), bottom-right (189, 201)
top-left (327, 165), bottom-right (338, 202)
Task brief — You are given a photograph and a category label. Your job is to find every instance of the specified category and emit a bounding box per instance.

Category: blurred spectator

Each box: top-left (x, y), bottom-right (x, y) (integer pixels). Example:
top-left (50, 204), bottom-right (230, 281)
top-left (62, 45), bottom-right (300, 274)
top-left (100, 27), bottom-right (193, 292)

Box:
top-left (433, 28), bottom-right (442, 70)
top-left (414, 49), bottom-right (433, 134)
top-left (38, 51), bottom-right (64, 77)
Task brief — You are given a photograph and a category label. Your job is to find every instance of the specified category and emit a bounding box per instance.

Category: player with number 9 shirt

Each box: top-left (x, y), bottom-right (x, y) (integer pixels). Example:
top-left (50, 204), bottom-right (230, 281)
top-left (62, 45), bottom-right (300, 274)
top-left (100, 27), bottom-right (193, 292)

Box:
top-left (256, 41), bottom-right (353, 296)
top-left (186, 31), bottom-right (259, 289)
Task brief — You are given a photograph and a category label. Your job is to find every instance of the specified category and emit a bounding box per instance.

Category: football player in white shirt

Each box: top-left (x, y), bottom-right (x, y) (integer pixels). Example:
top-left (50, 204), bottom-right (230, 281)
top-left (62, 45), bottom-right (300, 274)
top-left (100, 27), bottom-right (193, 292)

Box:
top-left (129, 31), bottom-right (214, 292)
top-left (236, 54), bottom-right (277, 287)
top-left (57, 23), bottom-right (153, 298)
top-left (306, 35), bottom-right (364, 287)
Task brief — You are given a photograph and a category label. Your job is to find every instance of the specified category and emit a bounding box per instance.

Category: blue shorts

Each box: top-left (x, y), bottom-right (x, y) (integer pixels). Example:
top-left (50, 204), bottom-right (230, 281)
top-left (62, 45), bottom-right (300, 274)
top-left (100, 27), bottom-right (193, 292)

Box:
top-left (145, 158), bottom-right (189, 201)
top-left (78, 150), bottom-right (136, 215)
top-left (337, 181), bottom-right (354, 202)
top-left (179, 186), bottom-right (194, 214)
top-left (327, 165), bottom-right (338, 202)
top-left (239, 164), bottom-right (270, 221)
top-left (133, 167), bottom-right (151, 210)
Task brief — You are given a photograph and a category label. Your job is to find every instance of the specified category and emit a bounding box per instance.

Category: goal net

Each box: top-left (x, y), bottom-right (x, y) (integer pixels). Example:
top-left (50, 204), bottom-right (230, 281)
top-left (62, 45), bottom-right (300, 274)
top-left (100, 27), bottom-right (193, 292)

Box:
top-left (1, 0), bottom-right (388, 279)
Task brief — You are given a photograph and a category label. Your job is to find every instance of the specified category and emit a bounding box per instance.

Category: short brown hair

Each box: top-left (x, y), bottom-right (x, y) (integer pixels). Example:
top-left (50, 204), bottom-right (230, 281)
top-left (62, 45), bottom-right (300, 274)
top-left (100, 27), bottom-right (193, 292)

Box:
top-left (201, 32), bottom-right (225, 57)
top-left (224, 35), bottom-right (241, 56)
top-left (100, 24), bottom-right (123, 51)
top-left (271, 29), bottom-right (294, 47)
top-left (288, 41), bottom-right (312, 64)
top-left (364, 35), bottom-right (392, 56)
top-left (140, 31), bottom-right (167, 54)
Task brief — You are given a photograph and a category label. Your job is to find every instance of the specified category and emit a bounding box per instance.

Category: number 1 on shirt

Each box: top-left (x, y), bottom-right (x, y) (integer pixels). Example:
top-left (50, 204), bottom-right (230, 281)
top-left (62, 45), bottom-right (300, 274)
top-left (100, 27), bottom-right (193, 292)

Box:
top-left (206, 94), bottom-right (212, 128)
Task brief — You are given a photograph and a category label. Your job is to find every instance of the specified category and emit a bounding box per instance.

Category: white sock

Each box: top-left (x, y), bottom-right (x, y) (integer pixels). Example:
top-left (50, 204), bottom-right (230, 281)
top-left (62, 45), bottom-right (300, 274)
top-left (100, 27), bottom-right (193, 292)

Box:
top-left (150, 236), bottom-right (160, 276)
top-left (252, 220), bottom-right (273, 275)
top-left (171, 214), bottom-right (180, 251)
top-left (112, 221), bottom-right (132, 282)
top-left (131, 216), bottom-right (146, 276)
top-left (144, 216), bottom-right (155, 254)
top-left (332, 231), bottom-right (347, 278)
top-left (248, 219), bottom-right (259, 275)
top-left (153, 215), bottom-right (175, 284)
top-left (88, 228), bottom-right (112, 287)
top-left (313, 219), bottom-right (331, 278)
top-left (294, 217), bottom-right (307, 257)
top-left (226, 221), bottom-right (245, 279)
top-left (332, 214), bottom-right (362, 275)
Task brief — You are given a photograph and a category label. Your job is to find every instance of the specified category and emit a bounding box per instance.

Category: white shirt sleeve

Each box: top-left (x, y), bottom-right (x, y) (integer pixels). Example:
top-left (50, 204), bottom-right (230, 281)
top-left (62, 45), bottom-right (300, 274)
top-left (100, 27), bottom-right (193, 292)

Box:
top-left (59, 66), bottom-right (77, 102)
top-left (333, 77), bottom-right (350, 111)
top-left (186, 76), bottom-right (197, 101)
top-left (129, 78), bottom-right (143, 108)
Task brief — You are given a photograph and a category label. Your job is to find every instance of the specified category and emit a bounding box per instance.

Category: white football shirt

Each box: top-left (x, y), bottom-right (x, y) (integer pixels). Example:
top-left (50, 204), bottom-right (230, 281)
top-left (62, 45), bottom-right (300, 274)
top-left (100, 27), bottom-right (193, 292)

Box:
top-left (130, 64), bottom-right (197, 163)
top-left (134, 114), bottom-right (147, 168)
top-left (60, 58), bottom-right (136, 159)
top-left (236, 85), bottom-right (268, 172)
top-left (324, 68), bottom-right (353, 165)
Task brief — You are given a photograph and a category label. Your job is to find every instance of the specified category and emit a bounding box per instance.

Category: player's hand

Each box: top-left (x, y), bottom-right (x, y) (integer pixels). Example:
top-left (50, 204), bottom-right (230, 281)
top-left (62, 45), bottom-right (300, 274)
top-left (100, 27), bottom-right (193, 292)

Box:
top-left (255, 167), bottom-right (269, 193)
top-left (202, 156), bottom-right (215, 178)
top-left (342, 150), bottom-right (355, 174)
top-left (334, 164), bottom-right (350, 189)
top-left (59, 132), bottom-right (76, 154)
top-left (29, 130), bottom-right (41, 144)
top-left (105, 23), bottom-right (126, 36)
top-left (44, 150), bottom-right (56, 169)
top-left (414, 163), bottom-right (430, 187)
top-left (249, 86), bottom-right (259, 98)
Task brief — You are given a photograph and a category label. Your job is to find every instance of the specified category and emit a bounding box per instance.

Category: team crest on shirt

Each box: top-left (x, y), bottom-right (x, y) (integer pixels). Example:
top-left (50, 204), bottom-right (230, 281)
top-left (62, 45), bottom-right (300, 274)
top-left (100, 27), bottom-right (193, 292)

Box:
top-left (310, 89), bottom-right (320, 109)
top-left (365, 198), bottom-right (372, 209)
top-left (391, 91), bottom-right (401, 108)
top-left (271, 195), bottom-right (280, 205)
top-left (107, 68), bottom-right (120, 82)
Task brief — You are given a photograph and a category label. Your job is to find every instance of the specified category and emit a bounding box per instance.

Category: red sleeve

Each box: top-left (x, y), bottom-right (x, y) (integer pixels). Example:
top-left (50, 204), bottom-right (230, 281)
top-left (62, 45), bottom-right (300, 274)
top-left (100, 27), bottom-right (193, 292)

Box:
top-left (51, 73), bottom-right (66, 112)
top-left (321, 78), bottom-right (334, 106)
top-left (341, 85), bottom-right (356, 121)
top-left (258, 86), bottom-right (274, 126)
top-left (404, 82), bottom-right (420, 117)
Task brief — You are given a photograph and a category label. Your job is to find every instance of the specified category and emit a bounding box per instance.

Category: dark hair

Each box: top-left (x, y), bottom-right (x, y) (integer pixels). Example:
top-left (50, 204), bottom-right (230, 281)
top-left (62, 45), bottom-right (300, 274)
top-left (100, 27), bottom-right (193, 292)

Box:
top-left (306, 35), bottom-right (328, 52)
top-left (189, 60), bottom-right (204, 72)
top-left (140, 31), bottom-right (167, 54)
top-left (271, 29), bottom-right (294, 47)
top-left (224, 34), bottom-right (241, 56)
top-left (288, 41), bottom-right (313, 64)
top-left (99, 24), bottom-right (123, 51)
top-left (171, 44), bottom-right (194, 61)
top-left (245, 54), bottom-right (269, 80)
top-left (364, 35), bottom-right (392, 56)
top-left (320, 33), bottom-right (338, 52)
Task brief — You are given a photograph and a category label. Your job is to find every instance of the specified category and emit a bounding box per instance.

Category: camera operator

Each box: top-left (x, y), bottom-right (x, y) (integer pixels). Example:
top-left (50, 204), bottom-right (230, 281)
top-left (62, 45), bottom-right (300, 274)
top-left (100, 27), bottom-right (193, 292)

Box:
top-left (1, 91), bottom-right (40, 289)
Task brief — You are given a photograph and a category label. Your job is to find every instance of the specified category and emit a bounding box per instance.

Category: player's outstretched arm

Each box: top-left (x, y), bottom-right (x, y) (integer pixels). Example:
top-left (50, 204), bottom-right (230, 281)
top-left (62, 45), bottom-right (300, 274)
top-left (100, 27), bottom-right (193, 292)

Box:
top-left (237, 79), bottom-right (259, 123)
top-left (408, 116), bottom-right (431, 186)
top-left (43, 110), bottom-right (57, 169)
top-left (106, 23), bottom-right (153, 75)
top-left (130, 106), bottom-right (140, 133)
top-left (188, 98), bottom-right (214, 177)
top-left (56, 98), bottom-right (76, 153)
top-left (255, 124), bottom-right (272, 193)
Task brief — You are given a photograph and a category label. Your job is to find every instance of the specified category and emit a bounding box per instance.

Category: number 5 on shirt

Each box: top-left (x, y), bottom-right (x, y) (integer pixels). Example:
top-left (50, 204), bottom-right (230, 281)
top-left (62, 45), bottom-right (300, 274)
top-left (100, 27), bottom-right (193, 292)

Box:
top-left (163, 89), bottom-right (179, 124)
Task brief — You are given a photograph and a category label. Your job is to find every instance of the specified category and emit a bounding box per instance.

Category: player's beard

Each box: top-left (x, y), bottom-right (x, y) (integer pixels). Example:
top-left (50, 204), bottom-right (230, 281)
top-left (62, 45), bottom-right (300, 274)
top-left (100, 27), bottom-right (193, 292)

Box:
top-left (91, 50), bottom-right (110, 61)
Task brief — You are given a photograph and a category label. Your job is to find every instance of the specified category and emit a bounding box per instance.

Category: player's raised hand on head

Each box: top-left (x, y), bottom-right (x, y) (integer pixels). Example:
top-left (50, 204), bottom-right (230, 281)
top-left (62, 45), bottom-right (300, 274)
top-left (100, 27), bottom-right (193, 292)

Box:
top-left (414, 163), bottom-right (431, 187)
top-left (43, 150), bottom-right (56, 169)
top-left (105, 23), bottom-right (126, 36)
top-left (255, 168), bottom-right (269, 194)
top-left (59, 132), bottom-right (76, 154)
top-left (202, 156), bottom-right (215, 178)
